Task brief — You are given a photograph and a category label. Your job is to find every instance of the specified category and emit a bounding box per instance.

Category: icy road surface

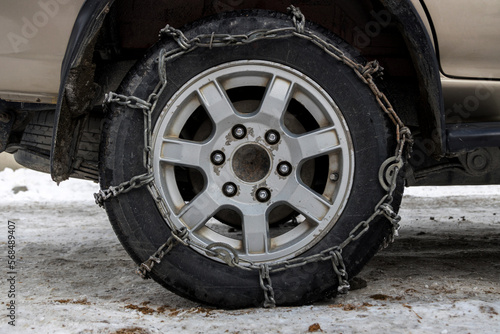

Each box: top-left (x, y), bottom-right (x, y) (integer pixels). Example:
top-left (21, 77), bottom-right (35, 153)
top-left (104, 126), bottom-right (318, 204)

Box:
top-left (1, 168), bottom-right (499, 333)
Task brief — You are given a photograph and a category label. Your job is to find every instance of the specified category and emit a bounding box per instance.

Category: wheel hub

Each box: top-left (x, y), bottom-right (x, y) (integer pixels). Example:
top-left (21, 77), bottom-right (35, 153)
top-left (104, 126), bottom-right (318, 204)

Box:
top-left (232, 144), bottom-right (271, 183)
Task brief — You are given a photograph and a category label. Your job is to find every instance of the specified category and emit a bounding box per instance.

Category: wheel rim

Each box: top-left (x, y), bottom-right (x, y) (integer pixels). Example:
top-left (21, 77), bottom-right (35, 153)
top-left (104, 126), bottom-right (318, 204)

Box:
top-left (152, 60), bottom-right (354, 263)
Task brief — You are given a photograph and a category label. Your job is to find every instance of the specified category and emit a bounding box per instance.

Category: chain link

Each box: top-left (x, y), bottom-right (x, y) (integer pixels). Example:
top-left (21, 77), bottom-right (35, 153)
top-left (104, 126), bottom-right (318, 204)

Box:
top-left (259, 264), bottom-right (276, 308)
top-left (330, 251), bottom-right (350, 294)
top-left (104, 92), bottom-right (152, 111)
top-left (94, 173), bottom-right (154, 207)
top-left (99, 6), bottom-right (413, 308)
top-left (137, 236), bottom-right (177, 279)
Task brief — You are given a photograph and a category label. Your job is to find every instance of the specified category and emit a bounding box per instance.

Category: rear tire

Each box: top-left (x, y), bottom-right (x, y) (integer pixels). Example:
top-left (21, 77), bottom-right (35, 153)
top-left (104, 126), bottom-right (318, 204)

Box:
top-left (100, 10), bottom-right (402, 308)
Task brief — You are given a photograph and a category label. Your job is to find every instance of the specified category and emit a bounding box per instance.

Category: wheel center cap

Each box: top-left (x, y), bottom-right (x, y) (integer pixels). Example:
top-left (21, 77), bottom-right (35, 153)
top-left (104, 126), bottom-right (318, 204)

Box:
top-left (232, 144), bottom-right (271, 183)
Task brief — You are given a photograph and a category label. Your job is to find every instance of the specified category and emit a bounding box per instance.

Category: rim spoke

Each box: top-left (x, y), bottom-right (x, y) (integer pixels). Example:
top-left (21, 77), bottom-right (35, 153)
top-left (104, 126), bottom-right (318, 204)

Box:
top-left (177, 190), bottom-right (220, 231)
top-left (159, 138), bottom-right (206, 168)
top-left (292, 126), bottom-right (340, 160)
top-left (197, 81), bottom-right (236, 124)
top-left (258, 76), bottom-right (294, 120)
top-left (287, 182), bottom-right (332, 224)
top-left (242, 212), bottom-right (270, 254)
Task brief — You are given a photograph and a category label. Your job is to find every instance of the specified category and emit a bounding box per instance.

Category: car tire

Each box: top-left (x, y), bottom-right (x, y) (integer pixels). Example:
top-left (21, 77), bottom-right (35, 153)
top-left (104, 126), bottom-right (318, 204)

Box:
top-left (99, 10), bottom-right (403, 308)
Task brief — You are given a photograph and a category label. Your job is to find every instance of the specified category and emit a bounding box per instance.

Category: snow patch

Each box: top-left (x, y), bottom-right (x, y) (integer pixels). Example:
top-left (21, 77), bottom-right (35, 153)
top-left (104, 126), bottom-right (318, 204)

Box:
top-left (0, 168), bottom-right (98, 203)
top-left (2, 168), bottom-right (500, 204)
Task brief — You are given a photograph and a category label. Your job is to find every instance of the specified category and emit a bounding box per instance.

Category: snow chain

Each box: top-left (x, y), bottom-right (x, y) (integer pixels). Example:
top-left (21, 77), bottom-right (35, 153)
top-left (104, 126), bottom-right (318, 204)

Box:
top-left (95, 6), bottom-right (413, 308)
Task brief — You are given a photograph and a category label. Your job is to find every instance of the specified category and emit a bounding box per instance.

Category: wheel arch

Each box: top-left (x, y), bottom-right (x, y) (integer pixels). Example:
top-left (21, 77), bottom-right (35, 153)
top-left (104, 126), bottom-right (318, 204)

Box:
top-left (52, 0), bottom-right (444, 182)
top-left (379, 0), bottom-right (445, 156)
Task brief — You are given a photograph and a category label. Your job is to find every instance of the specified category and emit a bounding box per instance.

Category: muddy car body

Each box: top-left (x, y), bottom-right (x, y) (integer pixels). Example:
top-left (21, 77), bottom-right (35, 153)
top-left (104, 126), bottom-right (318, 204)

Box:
top-left (1, 0), bottom-right (499, 308)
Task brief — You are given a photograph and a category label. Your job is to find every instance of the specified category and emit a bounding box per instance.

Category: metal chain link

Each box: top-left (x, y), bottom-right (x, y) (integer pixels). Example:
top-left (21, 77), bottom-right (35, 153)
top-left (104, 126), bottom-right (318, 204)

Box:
top-left (94, 173), bottom-right (154, 207)
top-left (259, 264), bottom-right (276, 308)
top-left (98, 6), bottom-right (413, 308)
top-left (137, 235), bottom-right (178, 279)
top-left (104, 92), bottom-right (152, 111)
top-left (330, 251), bottom-right (350, 294)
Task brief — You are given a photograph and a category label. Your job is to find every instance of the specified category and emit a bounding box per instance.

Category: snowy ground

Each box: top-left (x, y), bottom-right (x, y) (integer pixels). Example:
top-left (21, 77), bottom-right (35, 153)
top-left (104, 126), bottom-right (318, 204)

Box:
top-left (1, 168), bottom-right (499, 333)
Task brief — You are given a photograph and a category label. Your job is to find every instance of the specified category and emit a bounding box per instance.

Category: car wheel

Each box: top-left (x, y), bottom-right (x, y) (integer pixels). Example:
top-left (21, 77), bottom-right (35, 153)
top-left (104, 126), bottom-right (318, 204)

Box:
top-left (99, 10), bottom-right (403, 308)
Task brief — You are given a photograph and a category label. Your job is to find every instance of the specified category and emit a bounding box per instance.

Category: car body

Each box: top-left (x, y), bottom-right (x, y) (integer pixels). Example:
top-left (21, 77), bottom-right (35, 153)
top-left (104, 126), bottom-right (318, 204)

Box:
top-left (1, 0), bottom-right (499, 308)
top-left (1, 0), bottom-right (499, 184)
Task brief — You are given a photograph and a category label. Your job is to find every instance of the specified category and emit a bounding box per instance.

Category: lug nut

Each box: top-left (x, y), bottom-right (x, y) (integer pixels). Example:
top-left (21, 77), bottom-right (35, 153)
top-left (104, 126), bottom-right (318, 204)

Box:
top-left (256, 188), bottom-right (271, 202)
top-left (211, 151), bottom-right (225, 165)
top-left (265, 130), bottom-right (280, 145)
top-left (277, 162), bottom-right (292, 177)
top-left (330, 173), bottom-right (339, 182)
top-left (232, 125), bottom-right (247, 139)
top-left (223, 182), bottom-right (237, 197)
